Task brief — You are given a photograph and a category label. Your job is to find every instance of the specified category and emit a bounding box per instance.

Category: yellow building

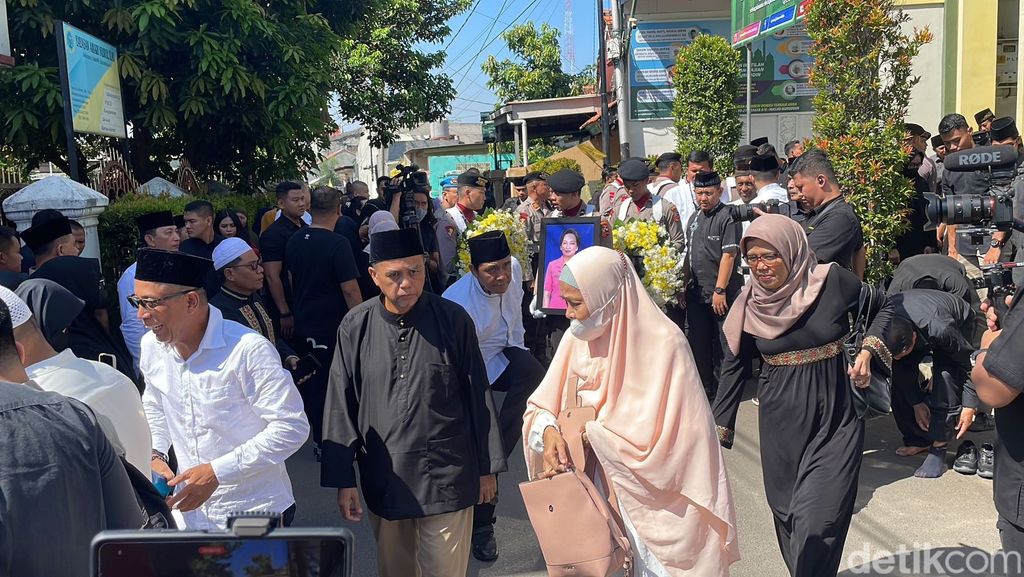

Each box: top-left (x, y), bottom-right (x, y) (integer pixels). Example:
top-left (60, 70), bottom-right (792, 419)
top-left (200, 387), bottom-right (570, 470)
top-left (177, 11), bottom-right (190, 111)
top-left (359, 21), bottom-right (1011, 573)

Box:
top-left (900, 0), bottom-right (1021, 134)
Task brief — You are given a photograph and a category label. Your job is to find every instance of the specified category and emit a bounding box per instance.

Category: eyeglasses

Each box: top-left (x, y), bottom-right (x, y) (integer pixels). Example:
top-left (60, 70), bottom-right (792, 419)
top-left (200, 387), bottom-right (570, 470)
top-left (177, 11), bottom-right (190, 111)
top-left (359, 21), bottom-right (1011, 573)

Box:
top-left (224, 260), bottom-right (262, 272)
top-left (127, 289), bottom-right (194, 310)
top-left (743, 253), bottom-right (781, 265)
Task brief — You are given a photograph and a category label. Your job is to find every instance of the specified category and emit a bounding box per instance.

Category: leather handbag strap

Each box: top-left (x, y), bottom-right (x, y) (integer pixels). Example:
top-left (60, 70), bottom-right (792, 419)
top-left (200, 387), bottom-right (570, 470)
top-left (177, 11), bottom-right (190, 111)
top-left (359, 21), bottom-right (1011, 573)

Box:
top-left (561, 375), bottom-right (581, 412)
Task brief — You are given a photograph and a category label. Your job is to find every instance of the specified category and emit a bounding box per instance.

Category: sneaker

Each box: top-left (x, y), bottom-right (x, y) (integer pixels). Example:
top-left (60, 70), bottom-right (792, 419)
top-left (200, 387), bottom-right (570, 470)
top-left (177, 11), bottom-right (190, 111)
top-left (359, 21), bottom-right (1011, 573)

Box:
top-left (970, 412), bottom-right (995, 432)
top-left (953, 441), bottom-right (978, 475)
top-left (472, 527), bottom-right (498, 562)
top-left (979, 443), bottom-right (995, 479)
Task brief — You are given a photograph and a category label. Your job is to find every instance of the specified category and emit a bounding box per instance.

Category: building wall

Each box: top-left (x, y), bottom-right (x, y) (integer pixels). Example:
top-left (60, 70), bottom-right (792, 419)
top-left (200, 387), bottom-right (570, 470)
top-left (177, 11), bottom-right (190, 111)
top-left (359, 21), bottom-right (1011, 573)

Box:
top-left (902, 3), bottom-right (947, 133)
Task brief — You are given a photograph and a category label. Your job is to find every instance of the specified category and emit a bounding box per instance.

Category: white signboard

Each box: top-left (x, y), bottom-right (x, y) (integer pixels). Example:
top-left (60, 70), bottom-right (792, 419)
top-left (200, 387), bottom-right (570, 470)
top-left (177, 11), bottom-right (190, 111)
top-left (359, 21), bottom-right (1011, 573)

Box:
top-left (0, 1), bottom-right (12, 67)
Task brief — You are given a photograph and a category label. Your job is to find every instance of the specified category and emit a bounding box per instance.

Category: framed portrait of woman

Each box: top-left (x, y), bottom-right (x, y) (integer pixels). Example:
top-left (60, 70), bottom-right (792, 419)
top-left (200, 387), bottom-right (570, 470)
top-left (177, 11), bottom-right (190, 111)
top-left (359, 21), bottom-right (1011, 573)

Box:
top-left (536, 216), bottom-right (605, 315)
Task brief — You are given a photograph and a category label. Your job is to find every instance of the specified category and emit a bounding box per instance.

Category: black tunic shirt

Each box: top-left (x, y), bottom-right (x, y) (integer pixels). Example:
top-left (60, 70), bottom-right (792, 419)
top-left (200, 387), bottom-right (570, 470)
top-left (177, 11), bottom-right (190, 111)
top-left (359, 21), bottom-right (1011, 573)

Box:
top-left (180, 235), bottom-right (222, 260)
top-left (260, 216), bottom-right (304, 264)
top-left (981, 298), bottom-right (1024, 525)
top-left (31, 256), bottom-right (138, 385)
top-left (284, 227), bottom-right (359, 340)
top-left (801, 196), bottom-right (864, 271)
top-left (321, 293), bottom-right (506, 520)
top-left (210, 287), bottom-right (296, 361)
top-left (685, 202), bottom-right (742, 303)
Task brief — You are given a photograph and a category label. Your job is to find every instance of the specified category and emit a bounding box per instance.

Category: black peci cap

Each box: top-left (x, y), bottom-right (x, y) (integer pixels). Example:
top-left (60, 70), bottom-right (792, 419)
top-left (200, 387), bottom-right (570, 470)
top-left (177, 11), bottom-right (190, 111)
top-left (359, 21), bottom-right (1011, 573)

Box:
top-left (655, 151), bottom-right (682, 165)
top-left (369, 228), bottom-right (424, 264)
top-left (930, 134), bottom-right (945, 149)
top-left (468, 230), bottom-right (511, 266)
top-left (749, 153), bottom-right (781, 173)
top-left (990, 117), bottom-right (1019, 142)
top-left (750, 136), bottom-right (770, 147)
top-left (692, 171), bottom-right (722, 188)
top-left (21, 216), bottom-right (72, 250)
top-left (135, 248), bottom-right (212, 288)
top-left (975, 108), bottom-right (996, 126)
top-left (135, 211), bottom-right (176, 234)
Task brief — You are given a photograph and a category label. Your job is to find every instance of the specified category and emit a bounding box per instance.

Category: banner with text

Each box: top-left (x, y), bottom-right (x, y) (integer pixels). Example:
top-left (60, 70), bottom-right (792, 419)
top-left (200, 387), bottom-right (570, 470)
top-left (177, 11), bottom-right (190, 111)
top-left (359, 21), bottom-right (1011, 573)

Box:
top-left (629, 20), bottom-right (816, 119)
top-left (628, 20), bottom-right (731, 120)
top-left (731, 0), bottom-right (812, 47)
top-left (60, 22), bottom-right (126, 138)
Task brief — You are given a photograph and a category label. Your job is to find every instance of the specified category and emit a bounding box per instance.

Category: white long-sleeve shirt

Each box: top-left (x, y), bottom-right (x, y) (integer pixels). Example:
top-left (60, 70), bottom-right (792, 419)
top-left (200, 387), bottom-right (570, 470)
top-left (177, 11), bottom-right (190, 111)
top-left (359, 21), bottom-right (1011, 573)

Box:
top-left (28, 349), bottom-right (152, 474)
top-left (140, 306), bottom-right (309, 529)
top-left (442, 257), bottom-right (526, 383)
top-left (116, 262), bottom-right (145, 369)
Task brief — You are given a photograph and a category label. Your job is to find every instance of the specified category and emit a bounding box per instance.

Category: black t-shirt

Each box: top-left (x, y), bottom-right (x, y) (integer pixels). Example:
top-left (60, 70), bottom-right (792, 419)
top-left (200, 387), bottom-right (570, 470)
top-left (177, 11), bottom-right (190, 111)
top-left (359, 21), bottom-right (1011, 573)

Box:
top-left (334, 215), bottom-right (374, 299)
top-left (284, 227), bottom-right (359, 339)
top-left (983, 299), bottom-right (1024, 524)
top-left (802, 196), bottom-right (864, 271)
top-left (685, 202), bottom-right (742, 303)
top-left (179, 235), bottom-right (222, 260)
top-left (260, 217), bottom-right (304, 263)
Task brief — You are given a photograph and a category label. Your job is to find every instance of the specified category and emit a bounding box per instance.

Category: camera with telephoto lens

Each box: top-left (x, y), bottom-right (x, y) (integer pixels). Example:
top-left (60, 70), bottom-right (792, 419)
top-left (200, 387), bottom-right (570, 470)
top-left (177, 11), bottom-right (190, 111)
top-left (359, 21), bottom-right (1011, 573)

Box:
top-left (383, 164), bottom-right (431, 230)
top-left (922, 145), bottom-right (1020, 232)
top-left (730, 199), bottom-right (793, 222)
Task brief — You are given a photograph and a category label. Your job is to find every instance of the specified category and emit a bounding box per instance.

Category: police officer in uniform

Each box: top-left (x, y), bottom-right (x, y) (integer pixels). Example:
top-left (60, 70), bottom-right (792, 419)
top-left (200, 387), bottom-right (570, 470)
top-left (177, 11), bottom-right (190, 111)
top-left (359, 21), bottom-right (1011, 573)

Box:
top-left (613, 158), bottom-right (685, 251)
top-left (517, 172), bottom-right (551, 279)
top-left (684, 171), bottom-right (743, 400)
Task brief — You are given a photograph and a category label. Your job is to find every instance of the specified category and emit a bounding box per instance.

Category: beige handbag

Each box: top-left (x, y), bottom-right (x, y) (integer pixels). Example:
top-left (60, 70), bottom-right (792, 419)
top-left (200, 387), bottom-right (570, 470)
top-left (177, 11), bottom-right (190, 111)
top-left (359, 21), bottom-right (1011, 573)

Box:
top-left (519, 378), bottom-right (632, 577)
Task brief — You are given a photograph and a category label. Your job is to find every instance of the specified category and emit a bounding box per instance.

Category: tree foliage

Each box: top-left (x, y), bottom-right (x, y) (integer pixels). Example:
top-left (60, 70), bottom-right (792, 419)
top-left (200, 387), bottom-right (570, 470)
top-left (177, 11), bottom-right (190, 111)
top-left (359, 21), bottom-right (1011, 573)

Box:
top-left (482, 22), bottom-right (595, 103)
top-left (672, 35), bottom-right (742, 171)
top-left (806, 0), bottom-right (931, 282)
top-left (0, 0), bottom-right (467, 192)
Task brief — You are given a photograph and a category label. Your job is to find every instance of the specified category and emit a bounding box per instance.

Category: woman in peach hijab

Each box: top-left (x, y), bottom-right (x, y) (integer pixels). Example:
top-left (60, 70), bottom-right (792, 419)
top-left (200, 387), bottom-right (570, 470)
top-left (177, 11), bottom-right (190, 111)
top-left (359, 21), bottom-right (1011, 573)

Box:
top-left (523, 246), bottom-right (739, 576)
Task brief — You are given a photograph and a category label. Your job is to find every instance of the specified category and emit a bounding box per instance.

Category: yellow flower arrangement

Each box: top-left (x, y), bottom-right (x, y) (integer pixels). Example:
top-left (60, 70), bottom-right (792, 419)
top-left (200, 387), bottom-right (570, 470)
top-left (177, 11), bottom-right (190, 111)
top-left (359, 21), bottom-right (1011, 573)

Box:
top-left (455, 208), bottom-right (530, 276)
top-left (612, 219), bottom-right (686, 308)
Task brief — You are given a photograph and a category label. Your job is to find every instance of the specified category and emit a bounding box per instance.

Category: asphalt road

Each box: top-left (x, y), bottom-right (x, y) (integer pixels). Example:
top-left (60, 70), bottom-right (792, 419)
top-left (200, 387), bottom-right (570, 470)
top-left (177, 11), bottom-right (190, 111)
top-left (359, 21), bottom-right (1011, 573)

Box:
top-left (287, 392), bottom-right (1004, 577)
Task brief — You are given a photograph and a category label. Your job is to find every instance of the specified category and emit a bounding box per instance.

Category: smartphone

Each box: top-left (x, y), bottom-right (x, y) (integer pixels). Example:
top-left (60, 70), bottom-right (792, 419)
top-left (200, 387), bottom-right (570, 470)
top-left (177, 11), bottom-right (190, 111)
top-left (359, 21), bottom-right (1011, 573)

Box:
top-left (151, 473), bottom-right (173, 498)
top-left (289, 353), bottom-right (322, 382)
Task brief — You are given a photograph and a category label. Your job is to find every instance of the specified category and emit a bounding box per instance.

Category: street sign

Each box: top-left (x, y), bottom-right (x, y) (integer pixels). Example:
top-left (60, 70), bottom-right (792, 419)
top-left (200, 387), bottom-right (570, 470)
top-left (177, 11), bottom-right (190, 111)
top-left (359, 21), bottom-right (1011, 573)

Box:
top-left (57, 22), bottom-right (126, 138)
top-left (0, 0), bottom-right (13, 67)
top-left (731, 0), bottom-right (812, 47)
top-left (480, 111), bottom-right (496, 143)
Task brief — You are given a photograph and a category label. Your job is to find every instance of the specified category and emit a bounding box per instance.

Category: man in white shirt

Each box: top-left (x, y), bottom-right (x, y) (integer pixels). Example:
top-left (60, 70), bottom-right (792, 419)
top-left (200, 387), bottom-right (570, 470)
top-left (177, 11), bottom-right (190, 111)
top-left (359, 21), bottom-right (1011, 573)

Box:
top-left (134, 248), bottom-right (309, 529)
top-left (118, 211), bottom-right (180, 370)
top-left (651, 151), bottom-right (694, 227)
top-left (750, 152), bottom-right (790, 203)
top-left (442, 230), bottom-right (544, 562)
top-left (2, 283), bottom-right (152, 474)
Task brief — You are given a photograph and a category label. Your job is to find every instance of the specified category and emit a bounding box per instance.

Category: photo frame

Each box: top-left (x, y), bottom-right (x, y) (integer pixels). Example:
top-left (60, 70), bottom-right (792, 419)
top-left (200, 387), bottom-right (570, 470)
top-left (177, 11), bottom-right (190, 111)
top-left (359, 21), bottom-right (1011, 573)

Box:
top-left (536, 216), bottom-right (606, 315)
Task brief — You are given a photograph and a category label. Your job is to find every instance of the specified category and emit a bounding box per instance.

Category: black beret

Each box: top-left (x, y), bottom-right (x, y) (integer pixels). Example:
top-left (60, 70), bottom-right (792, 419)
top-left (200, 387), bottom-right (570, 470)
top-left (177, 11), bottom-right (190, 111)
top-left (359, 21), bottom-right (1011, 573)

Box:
top-left (930, 134), bottom-right (945, 149)
top-left (655, 151), bottom-right (682, 165)
top-left (468, 230), bottom-right (511, 266)
top-left (749, 153), bottom-right (781, 172)
top-left (975, 108), bottom-right (995, 126)
top-left (904, 123), bottom-right (931, 140)
top-left (369, 227), bottom-right (424, 264)
top-left (457, 170), bottom-right (488, 188)
top-left (135, 248), bottom-right (211, 288)
top-left (617, 159), bottom-right (651, 181)
top-left (693, 170), bottom-right (722, 188)
top-left (21, 216), bottom-right (72, 250)
top-left (523, 171), bottom-right (548, 185)
top-left (135, 211), bottom-right (176, 233)
top-left (547, 169), bottom-right (586, 194)
top-left (750, 137), bottom-right (770, 147)
top-left (734, 145), bottom-right (758, 168)
top-left (990, 117), bottom-right (1019, 141)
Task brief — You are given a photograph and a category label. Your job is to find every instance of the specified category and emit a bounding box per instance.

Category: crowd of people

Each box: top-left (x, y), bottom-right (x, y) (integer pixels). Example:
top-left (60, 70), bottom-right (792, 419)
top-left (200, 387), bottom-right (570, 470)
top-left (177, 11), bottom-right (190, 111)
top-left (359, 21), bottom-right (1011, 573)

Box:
top-left (0, 106), bottom-right (1023, 577)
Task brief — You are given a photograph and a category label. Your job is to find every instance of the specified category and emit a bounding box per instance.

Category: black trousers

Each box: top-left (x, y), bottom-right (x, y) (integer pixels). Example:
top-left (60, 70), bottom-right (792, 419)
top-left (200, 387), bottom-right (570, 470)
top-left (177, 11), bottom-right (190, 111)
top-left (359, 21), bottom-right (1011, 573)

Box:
top-left (999, 515), bottom-right (1024, 574)
top-left (686, 298), bottom-right (729, 400)
top-left (540, 316), bottom-right (570, 365)
top-left (294, 335), bottom-right (335, 445)
top-left (474, 347), bottom-right (546, 531)
top-left (891, 358), bottom-right (963, 447)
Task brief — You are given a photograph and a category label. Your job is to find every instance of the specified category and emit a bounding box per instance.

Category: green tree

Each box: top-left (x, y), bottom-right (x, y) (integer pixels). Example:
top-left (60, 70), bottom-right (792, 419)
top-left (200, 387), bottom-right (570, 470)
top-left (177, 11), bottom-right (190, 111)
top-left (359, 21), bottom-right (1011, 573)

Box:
top-left (806, 0), bottom-right (931, 281)
top-left (482, 22), bottom-right (594, 103)
top-left (672, 35), bottom-right (742, 171)
top-left (1, 0), bottom-right (467, 192)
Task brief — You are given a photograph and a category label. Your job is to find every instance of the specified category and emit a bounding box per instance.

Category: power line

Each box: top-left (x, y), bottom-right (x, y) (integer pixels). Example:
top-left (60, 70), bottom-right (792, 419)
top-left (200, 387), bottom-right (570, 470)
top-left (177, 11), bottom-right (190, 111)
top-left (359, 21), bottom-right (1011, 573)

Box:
top-left (443, 0), bottom-right (482, 51)
top-left (451, 0), bottom-right (545, 92)
top-left (443, 0), bottom-right (511, 73)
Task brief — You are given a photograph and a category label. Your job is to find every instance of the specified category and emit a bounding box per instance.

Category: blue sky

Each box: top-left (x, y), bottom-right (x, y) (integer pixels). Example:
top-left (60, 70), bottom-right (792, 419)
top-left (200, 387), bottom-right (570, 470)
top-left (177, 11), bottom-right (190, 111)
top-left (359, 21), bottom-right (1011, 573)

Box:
top-left (439, 0), bottom-right (599, 122)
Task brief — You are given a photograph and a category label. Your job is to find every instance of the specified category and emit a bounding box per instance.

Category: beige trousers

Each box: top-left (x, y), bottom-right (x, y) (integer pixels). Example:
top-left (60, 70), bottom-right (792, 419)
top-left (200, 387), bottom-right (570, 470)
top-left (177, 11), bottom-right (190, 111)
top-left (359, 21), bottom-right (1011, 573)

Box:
top-left (369, 507), bottom-right (474, 577)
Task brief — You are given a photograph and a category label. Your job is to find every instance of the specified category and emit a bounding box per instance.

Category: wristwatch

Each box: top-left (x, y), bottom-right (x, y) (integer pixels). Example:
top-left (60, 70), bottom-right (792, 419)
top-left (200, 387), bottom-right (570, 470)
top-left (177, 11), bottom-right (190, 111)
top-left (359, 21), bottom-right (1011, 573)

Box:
top-left (714, 287), bottom-right (726, 295)
top-left (970, 348), bottom-right (988, 368)
top-left (991, 239), bottom-right (1006, 248)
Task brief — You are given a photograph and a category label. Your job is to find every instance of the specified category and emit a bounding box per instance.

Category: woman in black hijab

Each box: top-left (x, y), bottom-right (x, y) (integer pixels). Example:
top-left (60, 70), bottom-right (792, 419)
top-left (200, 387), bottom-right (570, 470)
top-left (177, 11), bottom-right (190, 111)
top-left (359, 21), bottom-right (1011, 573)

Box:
top-left (15, 278), bottom-right (84, 352)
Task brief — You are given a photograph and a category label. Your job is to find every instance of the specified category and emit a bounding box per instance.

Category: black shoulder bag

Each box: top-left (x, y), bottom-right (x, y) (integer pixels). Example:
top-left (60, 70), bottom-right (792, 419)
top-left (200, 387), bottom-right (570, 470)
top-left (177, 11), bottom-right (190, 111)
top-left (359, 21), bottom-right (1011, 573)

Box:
top-left (844, 283), bottom-right (892, 419)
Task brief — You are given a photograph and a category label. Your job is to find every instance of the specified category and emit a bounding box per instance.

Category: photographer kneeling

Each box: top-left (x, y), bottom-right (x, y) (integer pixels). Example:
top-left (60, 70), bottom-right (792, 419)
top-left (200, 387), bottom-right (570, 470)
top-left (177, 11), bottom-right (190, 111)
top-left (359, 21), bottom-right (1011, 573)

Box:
top-left (973, 291), bottom-right (1024, 554)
